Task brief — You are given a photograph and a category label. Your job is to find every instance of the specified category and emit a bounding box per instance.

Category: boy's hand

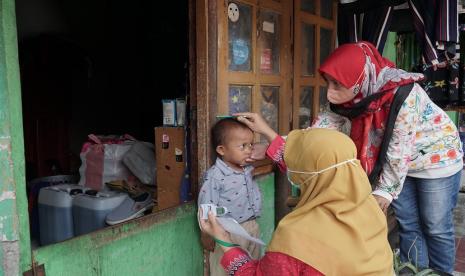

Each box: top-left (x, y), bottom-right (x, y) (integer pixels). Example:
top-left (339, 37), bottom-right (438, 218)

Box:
top-left (245, 143), bottom-right (268, 163)
top-left (201, 232), bottom-right (215, 252)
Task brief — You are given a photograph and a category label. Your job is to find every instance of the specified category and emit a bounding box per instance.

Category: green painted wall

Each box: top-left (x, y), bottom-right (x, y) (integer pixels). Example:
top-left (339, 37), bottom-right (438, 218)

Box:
top-left (32, 204), bottom-right (203, 276)
top-left (30, 174), bottom-right (275, 276)
top-left (382, 32), bottom-right (397, 64)
top-left (255, 173), bottom-right (275, 248)
top-left (446, 111), bottom-right (458, 126)
top-left (0, 0), bottom-right (31, 274)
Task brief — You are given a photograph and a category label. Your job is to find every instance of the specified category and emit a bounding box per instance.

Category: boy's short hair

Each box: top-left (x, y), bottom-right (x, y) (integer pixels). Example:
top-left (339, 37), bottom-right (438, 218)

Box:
top-left (211, 118), bottom-right (252, 149)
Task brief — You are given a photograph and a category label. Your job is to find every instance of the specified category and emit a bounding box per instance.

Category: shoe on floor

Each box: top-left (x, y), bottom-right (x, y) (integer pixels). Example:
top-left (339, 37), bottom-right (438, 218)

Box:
top-left (106, 192), bottom-right (154, 225)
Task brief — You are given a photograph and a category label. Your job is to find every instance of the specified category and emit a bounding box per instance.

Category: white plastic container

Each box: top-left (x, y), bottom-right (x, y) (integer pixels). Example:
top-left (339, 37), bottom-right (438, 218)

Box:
top-left (38, 184), bottom-right (88, 246)
top-left (72, 190), bottom-right (128, 235)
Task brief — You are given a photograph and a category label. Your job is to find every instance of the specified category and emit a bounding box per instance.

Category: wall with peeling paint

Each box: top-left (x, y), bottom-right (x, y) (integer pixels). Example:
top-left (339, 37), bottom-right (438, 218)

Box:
top-left (0, 0), bottom-right (32, 274)
top-left (27, 174), bottom-right (274, 275)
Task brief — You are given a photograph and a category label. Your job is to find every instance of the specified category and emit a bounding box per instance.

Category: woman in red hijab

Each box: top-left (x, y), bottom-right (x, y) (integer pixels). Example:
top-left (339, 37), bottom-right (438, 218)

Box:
top-left (236, 41), bottom-right (462, 274)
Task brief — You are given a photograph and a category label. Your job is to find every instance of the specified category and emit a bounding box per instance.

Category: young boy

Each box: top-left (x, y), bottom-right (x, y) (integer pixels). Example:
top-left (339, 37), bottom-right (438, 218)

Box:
top-left (198, 118), bottom-right (262, 276)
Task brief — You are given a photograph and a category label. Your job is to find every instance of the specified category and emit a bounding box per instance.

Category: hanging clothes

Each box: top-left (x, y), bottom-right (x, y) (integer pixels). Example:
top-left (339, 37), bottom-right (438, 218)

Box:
top-left (408, 0), bottom-right (458, 64)
top-left (406, 0), bottom-right (459, 107)
top-left (420, 60), bottom-right (460, 107)
top-left (338, 0), bottom-right (403, 52)
top-left (459, 25), bottom-right (465, 104)
top-left (396, 32), bottom-right (421, 71)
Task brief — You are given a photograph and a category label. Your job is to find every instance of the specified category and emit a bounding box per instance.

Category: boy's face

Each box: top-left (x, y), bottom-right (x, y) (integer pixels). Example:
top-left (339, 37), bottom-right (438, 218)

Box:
top-left (216, 127), bottom-right (254, 170)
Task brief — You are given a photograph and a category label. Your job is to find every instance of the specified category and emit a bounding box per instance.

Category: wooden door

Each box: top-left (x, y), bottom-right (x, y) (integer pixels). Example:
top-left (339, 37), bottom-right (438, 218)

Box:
top-left (292, 0), bottom-right (337, 129)
top-left (217, 0), bottom-right (292, 142)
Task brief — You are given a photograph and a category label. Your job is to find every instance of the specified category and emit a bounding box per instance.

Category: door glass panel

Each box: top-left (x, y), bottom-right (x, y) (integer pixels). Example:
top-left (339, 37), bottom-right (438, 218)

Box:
top-left (260, 10), bottom-right (281, 74)
top-left (319, 86), bottom-right (329, 112)
top-left (301, 0), bottom-right (316, 13)
top-left (229, 85), bottom-right (252, 113)
top-left (260, 86), bottom-right (279, 141)
top-left (299, 87), bottom-right (313, 128)
top-left (320, 28), bottom-right (333, 64)
top-left (228, 2), bottom-right (252, 72)
top-left (320, 0), bottom-right (333, 19)
top-left (301, 23), bottom-right (315, 76)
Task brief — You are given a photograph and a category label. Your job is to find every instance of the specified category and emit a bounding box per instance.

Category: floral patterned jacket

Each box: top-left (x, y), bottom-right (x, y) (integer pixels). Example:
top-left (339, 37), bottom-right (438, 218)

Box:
top-left (267, 83), bottom-right (463, 202)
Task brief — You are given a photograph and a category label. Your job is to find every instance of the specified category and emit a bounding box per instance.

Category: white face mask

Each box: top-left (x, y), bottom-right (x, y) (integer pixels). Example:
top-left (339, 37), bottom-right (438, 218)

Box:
top-left (287, 159), bottom-right (358, 187)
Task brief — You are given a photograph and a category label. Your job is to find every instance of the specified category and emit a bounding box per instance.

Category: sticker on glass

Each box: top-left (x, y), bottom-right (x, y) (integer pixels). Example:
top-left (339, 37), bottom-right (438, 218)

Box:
top-left (263, 21), bottom-right (275, 33)
top-left (228, 3), bottom-right (239, 22)
top-left (232, 39), bottom-right (249, 65)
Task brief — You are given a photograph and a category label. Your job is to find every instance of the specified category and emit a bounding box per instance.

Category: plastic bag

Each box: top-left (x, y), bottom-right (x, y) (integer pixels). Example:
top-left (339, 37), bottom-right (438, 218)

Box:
top-left (123, 141), bottom-right (156, 185)
top-left (78, 134), bottom-right (135, 191)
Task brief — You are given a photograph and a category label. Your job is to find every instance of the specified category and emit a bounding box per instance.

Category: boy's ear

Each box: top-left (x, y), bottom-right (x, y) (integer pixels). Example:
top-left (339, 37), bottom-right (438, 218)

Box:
top-left (216, 145), bottom-right (225, 156)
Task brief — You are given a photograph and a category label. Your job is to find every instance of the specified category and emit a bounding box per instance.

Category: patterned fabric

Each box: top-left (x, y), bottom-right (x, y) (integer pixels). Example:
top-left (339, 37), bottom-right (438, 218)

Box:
top-left (319, 41), bottom-right (423, 176)
top-left (198, 158), bottom-right (262, 223)
top-left (221, 248), bottom-right (323, 276)
top-left (409, 0), bottom-right (458, 64)
top-left (420, 59), bottom-right (460, 107)
top-left (267, 84), bottom-right (463, 201)
top-left (375, 84), bottom-right (463, 200)
top-left (226, 254), bottom-right (251, 275)
top-left (266, 136), bottom-right (287, 171)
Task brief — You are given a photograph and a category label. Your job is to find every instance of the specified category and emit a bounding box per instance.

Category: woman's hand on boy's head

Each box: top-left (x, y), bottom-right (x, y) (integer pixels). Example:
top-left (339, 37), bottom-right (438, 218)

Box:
top-left (234, 112), bottom-right (266, 132)
top-left (234, 112), bottom-right (278, 142)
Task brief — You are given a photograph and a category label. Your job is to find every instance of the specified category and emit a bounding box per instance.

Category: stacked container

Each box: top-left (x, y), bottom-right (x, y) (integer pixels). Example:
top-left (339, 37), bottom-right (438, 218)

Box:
top-left (72, 190), bottom-right (128, 235)
top-left (38, 184), bottom-right (87, 246)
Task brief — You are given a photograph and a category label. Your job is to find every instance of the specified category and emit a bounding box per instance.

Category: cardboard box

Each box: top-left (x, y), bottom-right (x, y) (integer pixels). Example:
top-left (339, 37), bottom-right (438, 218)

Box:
top-left (155, 127), bottom-right (186, 210)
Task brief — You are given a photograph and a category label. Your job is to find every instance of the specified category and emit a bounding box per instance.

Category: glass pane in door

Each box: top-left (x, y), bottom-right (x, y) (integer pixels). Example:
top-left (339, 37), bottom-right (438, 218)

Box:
top-left (301, 0), bottom-right (316, 13)
top-left (320, 0), bottom-right (333, 19)
top-left (301, 23), bottom-right (315, 76)
top-left (260, 86), bottom-right (279, 141)
top-left (228, 2), bottom-right (253, 71)
top-left (259, 10), bottom-right (281, 74)
top-left (229, 85), bottom-right (252, 113)
top-left (319, 86), bottom-right (329, 112)
top-left (320, 28), bottom-right (333, 64)
top-left (299, 87), bottom-right (313, 128)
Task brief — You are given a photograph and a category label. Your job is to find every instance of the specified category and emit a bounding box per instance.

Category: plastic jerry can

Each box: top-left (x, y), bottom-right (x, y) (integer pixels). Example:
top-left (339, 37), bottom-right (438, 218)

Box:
top-left (38, 184), bottom-right (87, 245)
top-left (72, 190), bottom-right (128, 235)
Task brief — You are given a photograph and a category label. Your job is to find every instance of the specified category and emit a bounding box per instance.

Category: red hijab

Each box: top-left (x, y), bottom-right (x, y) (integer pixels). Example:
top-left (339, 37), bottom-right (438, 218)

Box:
top-left (319, 42), bottom-right (423, 175)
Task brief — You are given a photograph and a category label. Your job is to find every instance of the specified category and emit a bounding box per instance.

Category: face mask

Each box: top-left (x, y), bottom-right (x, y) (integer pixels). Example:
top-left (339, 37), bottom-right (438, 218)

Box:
top-left (287, 159), bottom-right (357, 187)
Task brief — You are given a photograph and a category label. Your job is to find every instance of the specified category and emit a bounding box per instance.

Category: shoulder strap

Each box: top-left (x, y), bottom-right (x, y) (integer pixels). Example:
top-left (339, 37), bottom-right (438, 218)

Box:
top-left (368, 82), bottom-right (415, 186)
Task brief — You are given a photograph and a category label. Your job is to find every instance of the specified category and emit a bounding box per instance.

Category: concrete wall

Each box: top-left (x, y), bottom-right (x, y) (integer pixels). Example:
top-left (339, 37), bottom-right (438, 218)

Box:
top-left (29, 174), bottom-right (275, 276)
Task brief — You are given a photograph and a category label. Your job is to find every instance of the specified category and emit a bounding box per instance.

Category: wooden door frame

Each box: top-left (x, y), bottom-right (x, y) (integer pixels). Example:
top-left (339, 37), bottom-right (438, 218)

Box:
top-left (195, 0), bottom-right (218, 189)
top-left (292, 0), bottom-right (337, 128)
